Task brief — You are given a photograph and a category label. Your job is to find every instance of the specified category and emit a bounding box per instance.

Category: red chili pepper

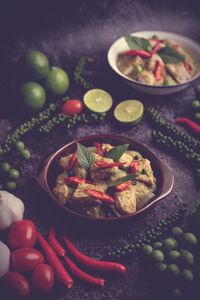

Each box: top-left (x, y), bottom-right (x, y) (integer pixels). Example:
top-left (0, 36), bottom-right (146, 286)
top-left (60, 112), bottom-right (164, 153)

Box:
top-left (63, 256), bottom-right (105, 287)
top-left (95, 160), bottom-right (125, 168)
top-left (183, 61), bottom-right (192, 72)
top-left (67, 151), bottom-right (77, 172)
top-left (151, 40), bottom-right (161, 54)
top-left (129, 161), bottom-right (138, 174)
top-left (94, 142), bottom-right (101, 156)
top-left (65, 176), bottom-right (91, 185)
top-left (120, 49), bottom-right (152, 58)
top-left (62, 237), bottom-right (127, 275)
top-left (86, 189), bottom-right (115, 204)
top-left (175, 117), bottom-right (200, 134)
top-left (115, 180), bottom-right (132, 192)
top-left (37, 232), bottom-right (73, 289)
top-left (48, 226), bottom-right (66, 257)
top-left (154, 60), bottom-right (163, 81)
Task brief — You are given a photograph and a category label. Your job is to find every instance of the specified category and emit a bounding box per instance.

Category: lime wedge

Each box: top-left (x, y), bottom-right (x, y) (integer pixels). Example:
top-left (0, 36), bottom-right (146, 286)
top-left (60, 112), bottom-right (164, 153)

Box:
top-left (114, 100), bottom-right (144, 124)
top-left (83, 89), bottom-right (113, 113)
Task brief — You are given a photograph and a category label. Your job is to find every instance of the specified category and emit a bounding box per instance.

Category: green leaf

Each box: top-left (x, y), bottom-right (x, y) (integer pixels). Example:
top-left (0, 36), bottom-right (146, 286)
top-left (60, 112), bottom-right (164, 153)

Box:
top-left (125, 35), bottom-right (151, 51)
top-left (158, 46), bottom-right (185, 64)
top-left (77, 142), bottom-right (95, 170)
top-left (105, 144), bottom-right (129, 161)
top-left (109, 174), bottom-right (137, 187)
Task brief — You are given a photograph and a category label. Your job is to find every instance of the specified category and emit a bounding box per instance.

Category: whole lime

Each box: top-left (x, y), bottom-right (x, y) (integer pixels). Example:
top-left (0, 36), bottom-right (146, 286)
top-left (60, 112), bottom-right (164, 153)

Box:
top-left (45, 67), bottom-right (69, 96)
top-left (21, 82), bottom-right (46, 111)
top-left (24, 50), bottom-right (49, 79)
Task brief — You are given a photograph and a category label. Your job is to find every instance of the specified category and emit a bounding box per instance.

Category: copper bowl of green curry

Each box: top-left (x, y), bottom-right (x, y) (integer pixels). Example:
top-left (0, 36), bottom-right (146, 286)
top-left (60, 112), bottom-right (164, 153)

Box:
top-left (37, 134), bottom-right (174, 223)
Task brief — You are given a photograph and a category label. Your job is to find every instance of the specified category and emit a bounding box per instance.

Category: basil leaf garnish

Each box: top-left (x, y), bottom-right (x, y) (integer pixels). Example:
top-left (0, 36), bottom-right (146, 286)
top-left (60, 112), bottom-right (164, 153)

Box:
top-left (158, 46), bottom-right (185, 64)
top-left (125, 35), bottom-right (151, 51)
top-left (109, 174), bottom-right (137, 187)
top-left (77, 142), bottom-right (95, 170)
top-left (105, 144), bottom-right (129, 161)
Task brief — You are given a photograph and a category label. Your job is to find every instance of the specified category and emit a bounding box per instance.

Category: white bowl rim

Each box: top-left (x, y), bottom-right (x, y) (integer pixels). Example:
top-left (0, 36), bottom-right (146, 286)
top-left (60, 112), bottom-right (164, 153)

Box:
top-left (107, 30), bottom-right (200, 89)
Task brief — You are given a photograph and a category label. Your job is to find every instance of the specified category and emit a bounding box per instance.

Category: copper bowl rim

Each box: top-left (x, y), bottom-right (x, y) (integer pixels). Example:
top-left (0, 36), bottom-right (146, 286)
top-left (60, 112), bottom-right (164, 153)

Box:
top-left (37, 134), bottom-right (174, 222)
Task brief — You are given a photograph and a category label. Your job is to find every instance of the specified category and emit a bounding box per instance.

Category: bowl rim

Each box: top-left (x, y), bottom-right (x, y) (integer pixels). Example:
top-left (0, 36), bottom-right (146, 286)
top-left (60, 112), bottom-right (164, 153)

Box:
top-left (37, 134), bottom-right (174, 222)
top-left (107, 30), bottom-right (200, 89)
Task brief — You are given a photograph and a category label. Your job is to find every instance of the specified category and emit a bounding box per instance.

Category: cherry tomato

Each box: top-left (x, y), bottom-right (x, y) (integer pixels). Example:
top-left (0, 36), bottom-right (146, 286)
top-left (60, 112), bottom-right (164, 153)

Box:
top-left (62, 99), bottom-right (84, 116)
top-left (8, 220), bottom-right (37, 249)
top-left (31, 264), bottom-right (55, 294)
top-left (11, 248), bottom-right (44, 272)
top-left (3, 271), bottom-right (31, 299)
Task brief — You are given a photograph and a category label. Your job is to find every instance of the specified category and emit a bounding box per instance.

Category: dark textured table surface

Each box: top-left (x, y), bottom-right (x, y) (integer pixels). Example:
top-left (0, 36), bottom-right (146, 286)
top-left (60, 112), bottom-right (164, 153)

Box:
top-left (0, 1), bottom-right (200, 299)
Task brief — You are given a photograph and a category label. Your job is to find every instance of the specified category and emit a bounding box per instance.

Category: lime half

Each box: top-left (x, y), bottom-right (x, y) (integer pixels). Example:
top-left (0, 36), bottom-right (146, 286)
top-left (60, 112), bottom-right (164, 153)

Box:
top-left (83, 89), bottom-right (113, 113)
top-left (114, 100), bottom-right (144, 124)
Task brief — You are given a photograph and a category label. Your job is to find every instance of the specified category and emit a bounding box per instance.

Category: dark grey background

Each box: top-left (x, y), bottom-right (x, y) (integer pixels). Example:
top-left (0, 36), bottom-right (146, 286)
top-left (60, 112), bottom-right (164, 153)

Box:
top-left (0, 0), bottom-right (200, 299)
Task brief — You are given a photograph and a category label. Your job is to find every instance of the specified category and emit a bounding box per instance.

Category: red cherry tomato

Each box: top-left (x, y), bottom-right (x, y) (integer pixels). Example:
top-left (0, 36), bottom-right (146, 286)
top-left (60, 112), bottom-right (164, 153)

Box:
top-left (11, 248), bottom-right (44, 272)
top-left (3, 271), bottom-right (31, 299)
top-left (8, 220), bottom-right (37, 249)
top-left (62, 99), bottom-right (84, 116)
top-left (31, 264), bottom-right (55, 294)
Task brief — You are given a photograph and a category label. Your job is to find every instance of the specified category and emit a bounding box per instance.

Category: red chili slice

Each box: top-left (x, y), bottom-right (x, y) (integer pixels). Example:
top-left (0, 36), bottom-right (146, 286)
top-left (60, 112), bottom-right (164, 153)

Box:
top-left (65, 177), bottom-right (91, 185)
top-left (120, 50), bottom-right (152, 58)
top-left (67, 151), bottom-right (77, 172)
top-left (94, 142), bottom-right (101, 156)
top-left (86, 189), bottom-right (115, 204)
top-left (183, 61), bottom-right (192, 72)
top-left (95, 160), bottom-right (125, 168)
top-left (115, 180), bottom-right (132, 192)
top-left (129, 161), bottom-right (138, 174)
top-left (151, 40), bottom-right (161, 54)
top-left (154, 60), bottom-right (163, 81)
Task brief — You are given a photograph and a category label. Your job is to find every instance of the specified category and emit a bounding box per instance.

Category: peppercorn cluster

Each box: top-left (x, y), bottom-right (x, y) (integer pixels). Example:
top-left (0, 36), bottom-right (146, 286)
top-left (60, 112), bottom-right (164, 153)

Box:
top-left (0, 103), bottom-right (57, 155)
top-left (147, 107), bottom-right (200, 178)
top-left (74, 56), bottom-right (93, 90)
top-left (106, 201), bottom-right (187, 260)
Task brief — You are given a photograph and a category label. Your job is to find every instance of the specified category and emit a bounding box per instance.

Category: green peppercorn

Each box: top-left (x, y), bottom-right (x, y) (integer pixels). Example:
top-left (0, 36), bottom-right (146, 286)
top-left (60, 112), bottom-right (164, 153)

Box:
top-left (21, 149), bottom-right (31, 160)
top-left (153, 241), bottom-right (162, 250)
top-left (15, 140), bottom-right (25, 151)
top-left (1, 162), bottom-right (11, 172)
top-left (151, 250), bottom-right (165, 263)
top-left (182, 232), bottom-right (197, 247)
top-left (142, 245), bottom-right (153, 255)
top-left (6, 181), bottom-right (17, 190)
top-left (180, 269), bottom-right (194, 282)
top-left (9, 169), bottom-right (20, 180)
top-left (156, 263), bottom-right (167, 272)
top-left (166, 263), bottom-right (180, 276)
top-left (192, 100), bottom-right (200, 109)
top-left (195, 112), bottom-right (200, 120)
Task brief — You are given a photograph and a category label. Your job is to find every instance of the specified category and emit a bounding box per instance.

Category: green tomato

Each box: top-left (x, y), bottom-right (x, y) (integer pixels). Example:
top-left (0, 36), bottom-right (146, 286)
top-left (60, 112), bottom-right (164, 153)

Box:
top-left (166, 263), bottom-right (180, 276)
top-left (6, 181), bottom-right (17, 190)
top-left (181, 269), bottom-right (194, 282)
top-left (183, 232), bottom-right (197, 247)
top-left (153, 241), bottom-right (162, 250)
top-left (9, 169), bottom-right (20, 180)
top-left (15, 141), bottom-right (25, 151)
top-left (180, 249), bottom-right (194, 266)
top-left (163, 238), bottom-right (177, 250)
top-left (168, 250), bottom-right (181, 262)
top-left (45, 67), bottom-right (70, 96)
top-left (24, 50), bottom-right (50, 79)
top-left (151, 250), bottom-right (165, 263)
top-left (171, 227), bottom-right (183, 237)
top-left (21, 81), bottom-right (46, 111)
top-left (0, 162), bottom-right (11, 172)
top-left (142, 245), bottom-right (153, 255)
